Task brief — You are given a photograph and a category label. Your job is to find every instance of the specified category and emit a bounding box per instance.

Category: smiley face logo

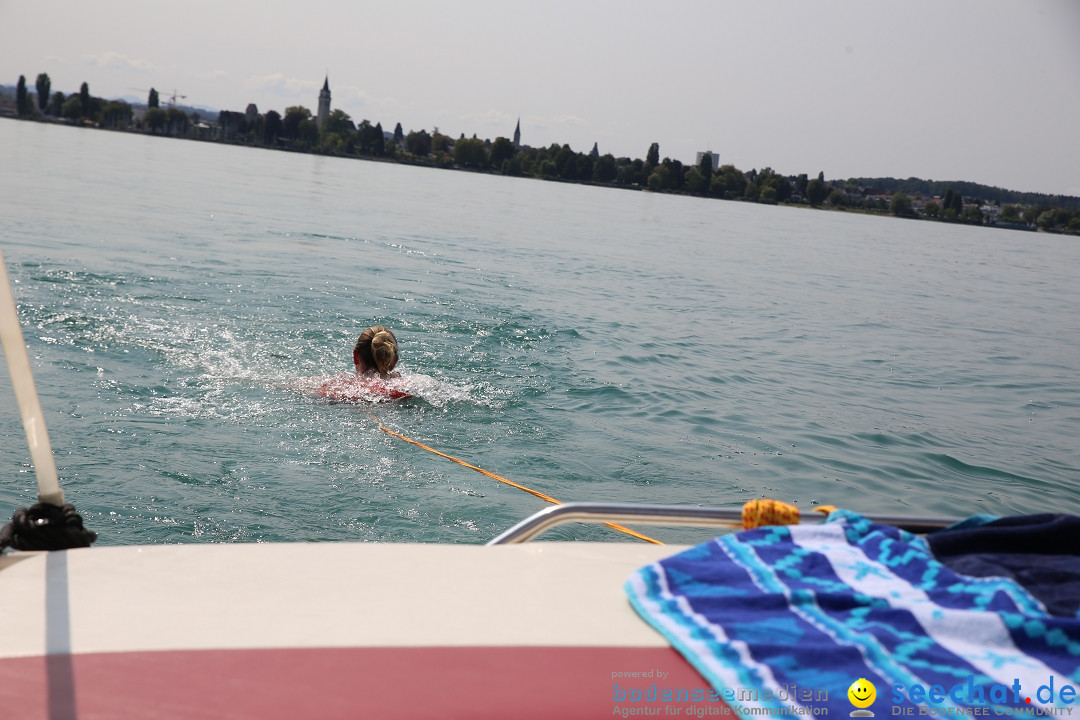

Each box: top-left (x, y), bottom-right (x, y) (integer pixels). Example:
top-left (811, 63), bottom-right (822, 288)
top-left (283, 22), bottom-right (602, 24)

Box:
top-left (848, 678), bottom-right (877, 715)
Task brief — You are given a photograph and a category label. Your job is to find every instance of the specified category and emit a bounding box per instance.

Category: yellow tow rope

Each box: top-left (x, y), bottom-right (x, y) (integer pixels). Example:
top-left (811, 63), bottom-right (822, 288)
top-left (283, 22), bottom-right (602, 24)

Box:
top-left (368, 410), bottom-right (662, 544)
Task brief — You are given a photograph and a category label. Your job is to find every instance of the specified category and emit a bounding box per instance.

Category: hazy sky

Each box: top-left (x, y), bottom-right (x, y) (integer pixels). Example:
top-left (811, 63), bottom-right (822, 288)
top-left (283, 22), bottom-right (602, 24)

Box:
top-left (3, 0), bottom-right (1078, 196)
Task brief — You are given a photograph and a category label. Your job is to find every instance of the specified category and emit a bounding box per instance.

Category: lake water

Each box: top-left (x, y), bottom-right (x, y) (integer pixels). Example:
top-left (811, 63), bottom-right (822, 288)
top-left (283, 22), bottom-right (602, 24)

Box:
top-left (2, 119), bottom-right (1078, 546)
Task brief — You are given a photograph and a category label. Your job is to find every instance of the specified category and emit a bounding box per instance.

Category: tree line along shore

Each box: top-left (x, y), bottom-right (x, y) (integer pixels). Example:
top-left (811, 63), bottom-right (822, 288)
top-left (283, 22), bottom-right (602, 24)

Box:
top-left (5, 74), bottom-right (1078, 236)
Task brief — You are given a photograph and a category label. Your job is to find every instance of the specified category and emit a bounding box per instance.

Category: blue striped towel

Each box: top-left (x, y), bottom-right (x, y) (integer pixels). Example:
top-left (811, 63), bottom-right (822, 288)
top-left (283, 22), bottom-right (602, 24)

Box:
top-left (625, 509), bottom-right (1080, 717)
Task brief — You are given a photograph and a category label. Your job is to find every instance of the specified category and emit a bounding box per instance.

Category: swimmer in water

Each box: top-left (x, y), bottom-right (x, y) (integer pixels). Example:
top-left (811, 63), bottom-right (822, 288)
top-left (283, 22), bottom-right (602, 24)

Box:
top-left (353, 325), bottom-right (400, 378)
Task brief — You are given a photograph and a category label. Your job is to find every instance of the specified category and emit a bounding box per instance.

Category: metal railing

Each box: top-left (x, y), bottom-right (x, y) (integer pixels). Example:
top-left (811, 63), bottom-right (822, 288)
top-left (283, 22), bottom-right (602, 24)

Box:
top-left (486, 502), bottom-right (960, 545)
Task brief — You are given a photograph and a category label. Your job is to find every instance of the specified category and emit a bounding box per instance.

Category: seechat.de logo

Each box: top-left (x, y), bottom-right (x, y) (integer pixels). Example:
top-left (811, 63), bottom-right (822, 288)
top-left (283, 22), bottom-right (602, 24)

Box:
top-left (849, 678), bottom-right (877, 717)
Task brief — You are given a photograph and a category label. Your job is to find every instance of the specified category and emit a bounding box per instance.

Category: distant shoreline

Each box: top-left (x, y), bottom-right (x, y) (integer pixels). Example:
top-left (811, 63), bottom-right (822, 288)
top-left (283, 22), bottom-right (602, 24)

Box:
top-left (3, 112), bottom-right (1077, 237)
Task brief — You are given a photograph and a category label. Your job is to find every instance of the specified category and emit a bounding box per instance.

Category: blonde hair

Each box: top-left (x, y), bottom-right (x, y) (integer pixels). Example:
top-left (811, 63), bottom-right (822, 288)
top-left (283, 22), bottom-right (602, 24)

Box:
top-left (353, 325), bottom-right (399, 378)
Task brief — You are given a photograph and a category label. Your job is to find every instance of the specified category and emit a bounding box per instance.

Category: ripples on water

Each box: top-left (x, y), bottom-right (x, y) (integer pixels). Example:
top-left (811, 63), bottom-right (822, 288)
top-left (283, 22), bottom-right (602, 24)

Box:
top-left (1, 120), bottom-right (1079, 546)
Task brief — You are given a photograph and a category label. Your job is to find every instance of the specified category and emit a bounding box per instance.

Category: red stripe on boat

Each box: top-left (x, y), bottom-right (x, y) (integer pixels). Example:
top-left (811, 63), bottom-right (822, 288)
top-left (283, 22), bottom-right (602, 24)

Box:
top-left (0, 645), bottom-right (726, 719)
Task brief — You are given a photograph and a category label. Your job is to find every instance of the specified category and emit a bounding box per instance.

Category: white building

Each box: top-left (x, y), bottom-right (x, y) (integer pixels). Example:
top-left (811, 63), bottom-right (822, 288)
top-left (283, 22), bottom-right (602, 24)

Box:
top-left (695, 151), bottom-right (720, 172)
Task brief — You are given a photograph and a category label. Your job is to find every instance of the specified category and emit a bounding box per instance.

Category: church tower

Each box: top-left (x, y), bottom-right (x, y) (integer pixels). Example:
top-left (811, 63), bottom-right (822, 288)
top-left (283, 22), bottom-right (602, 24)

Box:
top-left (317, 75), bottom-right (331, 131)
top-left (513, 118), bottom-right (520, 148)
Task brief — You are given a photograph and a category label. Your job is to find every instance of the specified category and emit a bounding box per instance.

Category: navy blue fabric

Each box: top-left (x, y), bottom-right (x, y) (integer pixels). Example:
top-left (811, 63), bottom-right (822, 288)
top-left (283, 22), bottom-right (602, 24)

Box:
top-left (928, 514), bottom-right (1080, 617)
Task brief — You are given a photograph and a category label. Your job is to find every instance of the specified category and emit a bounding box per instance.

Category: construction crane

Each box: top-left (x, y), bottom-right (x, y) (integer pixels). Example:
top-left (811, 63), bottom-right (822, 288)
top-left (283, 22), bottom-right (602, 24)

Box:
top-left (162, 89), bottom-right (187, 109)
top-left (129, 88), bottom-right (187, 109)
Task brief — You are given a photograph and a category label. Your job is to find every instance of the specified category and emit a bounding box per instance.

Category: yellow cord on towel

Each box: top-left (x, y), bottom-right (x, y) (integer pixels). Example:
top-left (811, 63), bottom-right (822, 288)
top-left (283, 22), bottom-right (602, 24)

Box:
top-left (741, 499), bottom-right (838, 530)
top-left (369, 412), bottom-right (662, 545)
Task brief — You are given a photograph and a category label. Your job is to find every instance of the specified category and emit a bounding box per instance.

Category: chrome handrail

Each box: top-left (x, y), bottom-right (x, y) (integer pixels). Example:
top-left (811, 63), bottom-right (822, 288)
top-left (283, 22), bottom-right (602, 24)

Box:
top-left (486, 502), bottom-right (961, 545)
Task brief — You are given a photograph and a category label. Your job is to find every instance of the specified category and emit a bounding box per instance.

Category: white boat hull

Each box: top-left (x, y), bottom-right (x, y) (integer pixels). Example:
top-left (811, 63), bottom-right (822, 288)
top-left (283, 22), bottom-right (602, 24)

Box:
top-left (1, 541), bottom-right (711, 718)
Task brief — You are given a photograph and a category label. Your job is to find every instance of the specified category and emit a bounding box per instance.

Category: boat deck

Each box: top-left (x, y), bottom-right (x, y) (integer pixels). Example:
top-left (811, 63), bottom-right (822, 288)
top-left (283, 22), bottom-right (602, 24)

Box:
top-left (0, 541), bottom-right (717, 719)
